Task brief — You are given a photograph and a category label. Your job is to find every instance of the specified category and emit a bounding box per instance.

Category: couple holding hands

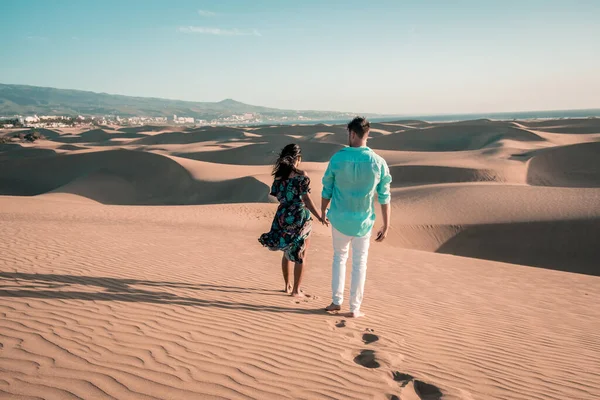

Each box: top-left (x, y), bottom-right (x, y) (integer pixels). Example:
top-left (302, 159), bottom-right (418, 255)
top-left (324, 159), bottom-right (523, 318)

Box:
top-left (259, 117), bottom-right (392, 318)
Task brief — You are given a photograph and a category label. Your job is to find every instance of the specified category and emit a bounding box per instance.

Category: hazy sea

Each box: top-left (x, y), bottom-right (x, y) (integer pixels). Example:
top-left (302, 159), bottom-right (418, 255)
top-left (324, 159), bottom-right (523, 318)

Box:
top-left (276, 108), bottom-right (600, 126)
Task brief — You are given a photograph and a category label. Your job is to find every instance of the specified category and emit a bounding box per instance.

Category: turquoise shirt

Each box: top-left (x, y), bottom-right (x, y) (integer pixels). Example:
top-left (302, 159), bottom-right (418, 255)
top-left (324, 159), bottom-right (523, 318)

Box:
top-left (321, 146), bottom-right (392, 237)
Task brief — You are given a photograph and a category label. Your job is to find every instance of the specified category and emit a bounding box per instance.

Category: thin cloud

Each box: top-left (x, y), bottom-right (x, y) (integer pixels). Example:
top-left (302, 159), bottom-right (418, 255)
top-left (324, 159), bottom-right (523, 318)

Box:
top-left (178, 26), bottom-right (261, 37)
top-left (25, 35), bottom-right (48, 42)
top-left (198, 9), bottom-right (216, 17)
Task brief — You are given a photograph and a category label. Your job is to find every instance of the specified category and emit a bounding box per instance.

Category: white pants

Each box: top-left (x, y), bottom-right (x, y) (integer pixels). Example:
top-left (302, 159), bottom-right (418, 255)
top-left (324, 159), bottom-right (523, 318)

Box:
top-left (331, 227), bottom-right (371, 313)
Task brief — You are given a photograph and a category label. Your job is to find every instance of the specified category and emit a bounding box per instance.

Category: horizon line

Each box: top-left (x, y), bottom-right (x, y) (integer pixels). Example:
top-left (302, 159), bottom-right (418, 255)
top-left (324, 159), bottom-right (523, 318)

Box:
top-left (1, 82), bottom-right (599, 118)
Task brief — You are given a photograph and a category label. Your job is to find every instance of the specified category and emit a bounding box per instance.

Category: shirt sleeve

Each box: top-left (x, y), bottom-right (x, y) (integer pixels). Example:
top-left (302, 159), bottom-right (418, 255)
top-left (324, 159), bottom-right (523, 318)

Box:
top-left (321, 161), bottom-right (335, 199)
top-left (376, 160), bottom-right (392, 204)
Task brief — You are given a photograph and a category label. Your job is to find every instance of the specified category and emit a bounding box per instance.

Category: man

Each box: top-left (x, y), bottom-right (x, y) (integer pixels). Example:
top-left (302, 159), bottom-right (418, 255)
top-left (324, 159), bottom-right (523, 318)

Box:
top-left (321, 116), bottom-right (392, 318)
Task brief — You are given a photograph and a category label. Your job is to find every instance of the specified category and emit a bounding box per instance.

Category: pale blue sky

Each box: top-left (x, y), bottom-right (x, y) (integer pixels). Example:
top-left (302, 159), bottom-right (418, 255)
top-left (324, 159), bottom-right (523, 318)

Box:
top-left (1, 0), bottom-right (599, 114)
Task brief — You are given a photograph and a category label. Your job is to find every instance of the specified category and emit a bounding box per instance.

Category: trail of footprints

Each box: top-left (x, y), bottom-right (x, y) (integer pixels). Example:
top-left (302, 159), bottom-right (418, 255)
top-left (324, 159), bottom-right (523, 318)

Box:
top-left (333, 320), bottom-right (443, 400)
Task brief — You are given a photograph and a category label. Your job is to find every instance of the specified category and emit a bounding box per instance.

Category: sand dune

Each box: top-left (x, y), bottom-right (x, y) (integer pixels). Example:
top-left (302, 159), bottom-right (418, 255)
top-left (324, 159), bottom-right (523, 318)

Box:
top-left (380, 120), bottom-right (432, 129)
top-left (368, 120), bottom-right (544, 152)
top-left (310, 131), bottom-right (336, 141)
top-left (390, 183), bottom-right (600, 224)
top-left (67, 128), bottom-right (113, 142)
top-left (525, 141), bottom-right (600, 188)
top-left (119, 125), bottom-right (175, 134)
top-left (0, 149), bottom-right (269, 204)
top-left (307, 131), bottom-right (350, 145)
top-left (176, 141), bottom-right (345, 165)
top-left (436, 217), bottom-right (600, 275)
top-left (384, 183), bottom-right (600, 273)
top-left (0, 143), bottom-right (57, 160)
top-left (308, 129), bottom-right (388, 145)
top-left (57, 144), bottom-right (88, 151)
top-left (520, 118), bottom-right (600, 134)
top-left (6, 127), bottom-right (63, 140)
top-left (52, 129), bottom-right (146, 143)
top-left (389, 165), bottom-right (504, 187)
top-left (131, 127), bottom-right (248, 145)
top-left (252, 123), bottom-right (346, 137)
top-left (1, 118), bottom-right (600, 399)
top-left (51, 172), bottom-right (270, 205)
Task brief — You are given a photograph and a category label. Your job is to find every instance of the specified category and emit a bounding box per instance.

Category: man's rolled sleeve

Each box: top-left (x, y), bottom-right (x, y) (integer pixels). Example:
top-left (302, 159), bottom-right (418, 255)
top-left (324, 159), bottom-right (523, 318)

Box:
top-left (321, 162), bottom-right (334, 199)
top-left (376, 161), bottom-right (392, 204)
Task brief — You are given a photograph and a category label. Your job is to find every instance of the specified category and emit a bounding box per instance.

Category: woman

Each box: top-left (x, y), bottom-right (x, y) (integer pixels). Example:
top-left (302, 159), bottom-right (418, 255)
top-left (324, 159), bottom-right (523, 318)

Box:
top-left (258, 144), bottom-right (323, 297)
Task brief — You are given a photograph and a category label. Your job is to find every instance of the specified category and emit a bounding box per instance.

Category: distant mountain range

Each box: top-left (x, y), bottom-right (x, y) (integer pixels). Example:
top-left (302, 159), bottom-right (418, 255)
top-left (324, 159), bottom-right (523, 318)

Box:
top-left (3, 83), bottom-right (598, 125)
top-left (0, 83), bottom-right (363, 121)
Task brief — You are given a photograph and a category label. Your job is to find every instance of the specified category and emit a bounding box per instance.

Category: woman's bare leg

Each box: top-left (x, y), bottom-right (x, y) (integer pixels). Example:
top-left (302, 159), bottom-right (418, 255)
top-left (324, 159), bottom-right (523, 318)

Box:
top-left (281, 254), bottom-right (292, 293)
top-left (291, 263), bottom-right (305, 297)
top-left (291, 236), bottom-right (310, 297)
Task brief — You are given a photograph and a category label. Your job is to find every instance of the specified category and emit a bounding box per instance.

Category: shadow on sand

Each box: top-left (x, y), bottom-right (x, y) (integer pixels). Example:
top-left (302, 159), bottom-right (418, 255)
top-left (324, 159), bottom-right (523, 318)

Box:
top-left (0, 272), bottom-right (325, 315)
top-left (436, 218), bottom-right (600, 276)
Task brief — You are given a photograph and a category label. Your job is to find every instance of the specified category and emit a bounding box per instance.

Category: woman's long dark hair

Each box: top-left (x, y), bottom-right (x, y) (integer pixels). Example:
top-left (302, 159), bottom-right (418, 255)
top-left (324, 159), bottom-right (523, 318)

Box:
top-left (273, 143), bottom-right (302, 179)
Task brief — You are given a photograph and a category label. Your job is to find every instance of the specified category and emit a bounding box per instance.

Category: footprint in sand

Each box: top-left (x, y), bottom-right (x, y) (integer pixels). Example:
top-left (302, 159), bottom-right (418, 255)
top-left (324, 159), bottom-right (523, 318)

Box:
top-left (362, 332), bottom-right (379, 344)
top-left (392, 371), bottom-right (414, 388)
top-left (292, 293), bottom-right (315, 304)
top-left (335, 320), bottom-right (346, 328)
top-left (391, 371), bottom-right (443, 399)
top-left (353, 349), bottom-right (380, 369)
top-left (414, 380), bottom-right (443, 400)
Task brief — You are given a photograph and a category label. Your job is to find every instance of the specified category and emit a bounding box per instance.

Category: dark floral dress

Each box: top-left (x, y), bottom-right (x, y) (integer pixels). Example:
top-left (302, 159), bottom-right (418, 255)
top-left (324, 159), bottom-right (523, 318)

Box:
top-left (258, 175), bottom-right (312, 263)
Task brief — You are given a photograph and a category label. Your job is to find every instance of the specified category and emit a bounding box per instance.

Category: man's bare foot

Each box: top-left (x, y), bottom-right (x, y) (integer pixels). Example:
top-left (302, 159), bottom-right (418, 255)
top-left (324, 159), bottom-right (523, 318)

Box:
top-left (291, 291), bottom-right (305, 298)
top-left (343, 311), bottom-right (365, 318)
top-left (283, 284), bottom-right (293, 294)
top-left (325, 303), bottom-right (341, 312)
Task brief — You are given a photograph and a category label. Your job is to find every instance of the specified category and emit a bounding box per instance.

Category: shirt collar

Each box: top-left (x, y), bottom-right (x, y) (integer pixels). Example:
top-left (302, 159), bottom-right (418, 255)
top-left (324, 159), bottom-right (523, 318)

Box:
top-left (343, 145), bottom-right (370, 151)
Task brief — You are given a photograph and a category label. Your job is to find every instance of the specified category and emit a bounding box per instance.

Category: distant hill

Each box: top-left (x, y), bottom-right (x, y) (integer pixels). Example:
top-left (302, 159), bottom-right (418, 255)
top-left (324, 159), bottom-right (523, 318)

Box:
top-left (0, 83), bottom-right (358, 120)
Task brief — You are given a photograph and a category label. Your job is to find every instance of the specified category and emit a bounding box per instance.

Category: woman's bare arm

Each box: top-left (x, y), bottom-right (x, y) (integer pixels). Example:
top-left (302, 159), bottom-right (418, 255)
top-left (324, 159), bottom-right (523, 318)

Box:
top-left (302, 193), bottom-right (322, 222)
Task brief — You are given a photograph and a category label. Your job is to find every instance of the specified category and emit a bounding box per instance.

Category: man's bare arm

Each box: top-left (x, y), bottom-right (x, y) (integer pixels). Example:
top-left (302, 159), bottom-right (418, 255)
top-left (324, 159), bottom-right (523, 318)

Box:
top-left (321, 197), bottom-right (331, 226)
top-left (375, 203), bottom-right (391, 242)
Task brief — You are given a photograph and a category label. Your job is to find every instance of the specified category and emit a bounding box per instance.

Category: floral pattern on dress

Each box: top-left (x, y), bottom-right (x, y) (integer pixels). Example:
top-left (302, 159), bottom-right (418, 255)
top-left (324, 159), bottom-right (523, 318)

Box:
top-left (258, 175), bottom-right (312, 263)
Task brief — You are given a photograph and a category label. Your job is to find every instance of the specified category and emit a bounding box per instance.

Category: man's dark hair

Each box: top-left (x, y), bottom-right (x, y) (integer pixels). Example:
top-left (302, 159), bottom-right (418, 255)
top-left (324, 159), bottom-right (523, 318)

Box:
top-left (347, 116), bottom-right (370, 138)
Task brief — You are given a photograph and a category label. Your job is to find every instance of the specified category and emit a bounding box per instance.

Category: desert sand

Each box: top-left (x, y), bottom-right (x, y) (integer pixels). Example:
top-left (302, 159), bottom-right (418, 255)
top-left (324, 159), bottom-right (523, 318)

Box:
top-left (1, 118), bottom-right (599, 399)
